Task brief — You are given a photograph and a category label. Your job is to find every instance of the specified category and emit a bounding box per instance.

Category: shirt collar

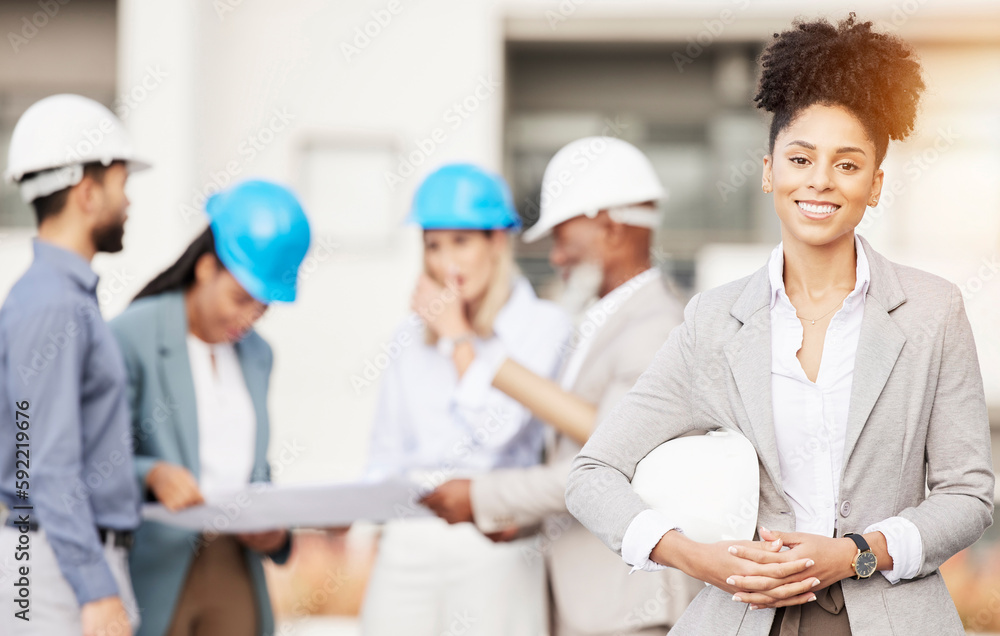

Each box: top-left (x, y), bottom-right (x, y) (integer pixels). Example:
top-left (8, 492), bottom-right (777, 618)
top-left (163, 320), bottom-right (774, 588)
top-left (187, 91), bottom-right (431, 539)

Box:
top-left (768, 233), bottom-right (871, 310)
top-left (33, 239), bottom-right (99, 294)
top-left (493, 276), bottom-right (537, 340)
top-left (573, 267), bottom-right (660, 318)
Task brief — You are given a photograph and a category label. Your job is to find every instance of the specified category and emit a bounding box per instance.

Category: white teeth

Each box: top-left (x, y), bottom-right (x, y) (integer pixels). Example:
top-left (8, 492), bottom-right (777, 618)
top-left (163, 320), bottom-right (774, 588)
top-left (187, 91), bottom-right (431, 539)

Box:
top-left (797, 202), bottom-right (839, 214)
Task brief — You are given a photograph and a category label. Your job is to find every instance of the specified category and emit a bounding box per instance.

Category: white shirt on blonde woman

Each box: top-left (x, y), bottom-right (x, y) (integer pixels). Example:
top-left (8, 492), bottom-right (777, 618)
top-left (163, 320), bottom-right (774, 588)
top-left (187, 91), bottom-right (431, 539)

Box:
top-left (364, 276), bottom-right (571, 486)
top-left (186, 333), bottom-right (257, 500)
top-left (621, 234), bottom-right (922, 584)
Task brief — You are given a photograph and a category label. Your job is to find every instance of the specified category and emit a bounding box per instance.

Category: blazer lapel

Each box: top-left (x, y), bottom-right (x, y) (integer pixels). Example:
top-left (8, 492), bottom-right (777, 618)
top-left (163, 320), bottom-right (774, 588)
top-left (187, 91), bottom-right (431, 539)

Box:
top-left (841, 237), bottom-right (906, 473)
top-left (573, 270), bottom-right (664, 381)
top-left (723, 266), bottom-right (784, 494)
top-left (156, 292), bottom-right (201, 477)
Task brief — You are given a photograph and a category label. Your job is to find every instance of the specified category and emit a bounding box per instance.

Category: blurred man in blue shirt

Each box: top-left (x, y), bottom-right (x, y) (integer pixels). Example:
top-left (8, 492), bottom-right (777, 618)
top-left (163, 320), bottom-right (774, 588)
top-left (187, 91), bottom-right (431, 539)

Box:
top-left (0, 94), bottom-right (150, 636)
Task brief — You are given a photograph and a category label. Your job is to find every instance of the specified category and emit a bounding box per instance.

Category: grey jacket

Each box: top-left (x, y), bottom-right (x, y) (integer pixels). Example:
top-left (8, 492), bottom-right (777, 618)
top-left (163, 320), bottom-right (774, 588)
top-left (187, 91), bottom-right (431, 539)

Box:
top-left (566, 236), bottom-right (994, 636)
top-left (471, 272), bottom-right (703, 635)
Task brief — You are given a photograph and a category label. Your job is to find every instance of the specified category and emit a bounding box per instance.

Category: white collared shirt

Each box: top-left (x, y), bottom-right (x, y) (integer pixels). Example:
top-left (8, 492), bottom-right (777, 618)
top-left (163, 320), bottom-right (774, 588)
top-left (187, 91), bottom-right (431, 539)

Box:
top-left (621, 234), bottom-right (922, 584)
top-left (560, 267), bottom-right (662, 391)
top-left (187, 334), bottom-right (257, 500)
top-left (364, 277), bottom-right (571, 486)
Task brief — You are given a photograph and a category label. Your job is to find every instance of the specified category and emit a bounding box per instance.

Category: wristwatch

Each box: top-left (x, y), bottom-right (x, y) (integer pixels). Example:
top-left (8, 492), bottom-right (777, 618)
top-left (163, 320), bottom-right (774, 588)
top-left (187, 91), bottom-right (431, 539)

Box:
top-left (437, 333), bottom-right (474, 357)
top-left (844, 532), bottom-right (877, 579)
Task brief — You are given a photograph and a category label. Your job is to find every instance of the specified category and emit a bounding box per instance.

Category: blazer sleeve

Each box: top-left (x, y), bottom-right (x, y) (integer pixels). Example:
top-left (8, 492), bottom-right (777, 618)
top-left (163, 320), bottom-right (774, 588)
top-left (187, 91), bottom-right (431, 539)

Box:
top-left (566, 294), bottom-right (702, 555)
top-left (471, 305), bottom-right (680, 534)
top-left (898, 284), bottom-right (995, 577)
top-left (471, 457), bottom-right (573, 533)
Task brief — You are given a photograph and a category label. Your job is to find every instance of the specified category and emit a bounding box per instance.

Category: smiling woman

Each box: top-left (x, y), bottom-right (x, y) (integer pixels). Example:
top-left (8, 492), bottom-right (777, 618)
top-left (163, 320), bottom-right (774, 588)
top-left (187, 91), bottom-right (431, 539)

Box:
top-left (565, 12), bottom-right (994, 636)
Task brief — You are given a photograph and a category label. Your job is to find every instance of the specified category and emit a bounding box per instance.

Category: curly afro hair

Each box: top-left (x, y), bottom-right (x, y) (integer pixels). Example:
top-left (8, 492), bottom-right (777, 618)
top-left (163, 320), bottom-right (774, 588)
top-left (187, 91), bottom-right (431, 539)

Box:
top-left (754, 13), bottom-right (925, 166)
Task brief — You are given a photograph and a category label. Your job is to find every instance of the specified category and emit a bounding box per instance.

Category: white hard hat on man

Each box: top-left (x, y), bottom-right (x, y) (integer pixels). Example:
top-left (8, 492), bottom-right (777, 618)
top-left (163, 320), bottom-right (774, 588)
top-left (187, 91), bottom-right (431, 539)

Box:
top-left (5, 93), bottom-right (150, 203)
top-left (523, 136), bottom-right (667, 243)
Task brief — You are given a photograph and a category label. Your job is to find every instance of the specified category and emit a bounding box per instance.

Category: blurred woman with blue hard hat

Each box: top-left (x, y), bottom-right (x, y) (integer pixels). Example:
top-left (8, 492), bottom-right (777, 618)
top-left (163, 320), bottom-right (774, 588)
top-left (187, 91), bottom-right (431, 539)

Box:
top-left (108, 179), bottom-right (311, 636)
top-left (361, 163), bottom-right (571, 634)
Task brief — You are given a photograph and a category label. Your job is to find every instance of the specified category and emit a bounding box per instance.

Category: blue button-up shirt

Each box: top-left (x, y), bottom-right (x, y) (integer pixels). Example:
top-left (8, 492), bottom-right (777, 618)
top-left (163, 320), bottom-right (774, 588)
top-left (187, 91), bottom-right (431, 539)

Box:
top-left (0, 240), bottom-right (140, 605)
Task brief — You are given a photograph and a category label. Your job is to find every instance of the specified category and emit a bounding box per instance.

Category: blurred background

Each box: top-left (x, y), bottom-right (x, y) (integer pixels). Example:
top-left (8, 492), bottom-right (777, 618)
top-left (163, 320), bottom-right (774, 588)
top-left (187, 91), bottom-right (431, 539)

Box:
top-left (1, 0), bottom-right (999, 633)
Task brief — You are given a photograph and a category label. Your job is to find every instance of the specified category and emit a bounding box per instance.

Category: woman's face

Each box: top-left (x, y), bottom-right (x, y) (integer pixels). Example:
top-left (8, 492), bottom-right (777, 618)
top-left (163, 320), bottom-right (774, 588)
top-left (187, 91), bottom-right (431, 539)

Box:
top-left (422, 229), bottom-right (503, 302)
top-left (763, 103), bottom-right (884, 249)
top-left (191, 254), bottom-right (268, 343)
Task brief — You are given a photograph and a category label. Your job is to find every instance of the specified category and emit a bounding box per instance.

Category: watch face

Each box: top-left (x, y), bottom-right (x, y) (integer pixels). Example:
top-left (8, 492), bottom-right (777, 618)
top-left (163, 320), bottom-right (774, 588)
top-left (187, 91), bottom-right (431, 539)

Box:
top-left (855, 551), bottom-right (878, 578)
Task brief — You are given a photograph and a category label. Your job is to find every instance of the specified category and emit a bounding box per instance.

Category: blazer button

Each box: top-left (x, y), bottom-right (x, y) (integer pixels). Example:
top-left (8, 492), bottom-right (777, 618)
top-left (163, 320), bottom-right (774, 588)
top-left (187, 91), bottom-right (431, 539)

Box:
top-left (840, 500), bottom-right (851, 517)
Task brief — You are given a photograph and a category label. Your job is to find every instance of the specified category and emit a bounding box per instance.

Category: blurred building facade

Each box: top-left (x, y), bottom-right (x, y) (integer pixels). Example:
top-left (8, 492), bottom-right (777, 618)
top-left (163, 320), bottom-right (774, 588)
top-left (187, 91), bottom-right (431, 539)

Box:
top-left (1, 0), bottom-right (999, 493)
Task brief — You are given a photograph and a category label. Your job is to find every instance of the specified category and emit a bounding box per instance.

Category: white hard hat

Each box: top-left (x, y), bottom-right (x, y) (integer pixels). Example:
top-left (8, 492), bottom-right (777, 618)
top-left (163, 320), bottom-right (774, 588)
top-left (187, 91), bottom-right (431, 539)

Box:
top-left (5, 94), bottom-right (151, 203)
top-left (523, 136), bottom-right (666, 243)
top-left (630, 429), bottom-right (759, 544)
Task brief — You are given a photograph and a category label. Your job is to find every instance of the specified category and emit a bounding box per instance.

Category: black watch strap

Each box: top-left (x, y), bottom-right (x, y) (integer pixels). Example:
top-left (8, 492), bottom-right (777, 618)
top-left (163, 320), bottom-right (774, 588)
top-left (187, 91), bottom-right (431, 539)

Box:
top-left (844, 532), bottom-right (870, 553)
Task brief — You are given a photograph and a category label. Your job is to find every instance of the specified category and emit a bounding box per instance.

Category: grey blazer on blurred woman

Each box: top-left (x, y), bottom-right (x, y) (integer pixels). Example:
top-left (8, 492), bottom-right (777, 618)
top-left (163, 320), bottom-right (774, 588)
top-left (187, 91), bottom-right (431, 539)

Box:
top-left (566, 236), bottom-right (994, 636)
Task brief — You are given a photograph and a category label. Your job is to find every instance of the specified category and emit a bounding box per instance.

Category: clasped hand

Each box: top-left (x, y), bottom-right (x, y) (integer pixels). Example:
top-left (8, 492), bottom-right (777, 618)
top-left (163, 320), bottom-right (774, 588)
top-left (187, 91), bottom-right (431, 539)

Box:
top-left (704, 527), bottom-right (853, 610)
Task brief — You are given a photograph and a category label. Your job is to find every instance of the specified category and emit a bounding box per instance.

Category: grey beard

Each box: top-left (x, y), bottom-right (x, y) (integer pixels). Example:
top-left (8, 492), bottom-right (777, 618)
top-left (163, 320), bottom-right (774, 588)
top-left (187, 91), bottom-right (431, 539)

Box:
top-left (556, 261), bottom-right (604, 318)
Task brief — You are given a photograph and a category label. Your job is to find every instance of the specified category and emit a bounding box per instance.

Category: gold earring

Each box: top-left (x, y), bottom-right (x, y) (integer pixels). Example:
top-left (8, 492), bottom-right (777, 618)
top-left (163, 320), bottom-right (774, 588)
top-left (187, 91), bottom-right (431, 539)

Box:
top-left (763, 185), bottom-right (771, 193)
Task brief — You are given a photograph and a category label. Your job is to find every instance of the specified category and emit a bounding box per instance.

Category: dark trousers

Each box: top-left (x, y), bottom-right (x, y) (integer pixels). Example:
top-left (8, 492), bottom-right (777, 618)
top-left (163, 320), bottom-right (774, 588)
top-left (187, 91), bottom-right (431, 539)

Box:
top-left (166, 535), bottom-right (258, 636)
top-left (768, 581), bottom-right (851, 636)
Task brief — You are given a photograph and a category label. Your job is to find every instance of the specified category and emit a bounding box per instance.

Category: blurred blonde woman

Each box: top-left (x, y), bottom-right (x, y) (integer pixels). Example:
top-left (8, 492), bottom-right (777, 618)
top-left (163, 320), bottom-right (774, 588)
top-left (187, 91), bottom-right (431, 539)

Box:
top-left (362, 164), bottom-right (571, 635)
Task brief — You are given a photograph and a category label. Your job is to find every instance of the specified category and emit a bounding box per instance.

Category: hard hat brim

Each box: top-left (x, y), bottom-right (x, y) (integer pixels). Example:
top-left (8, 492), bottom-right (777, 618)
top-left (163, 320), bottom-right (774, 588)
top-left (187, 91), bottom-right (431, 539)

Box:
top-left (3, 156), bottom-right (153, 184)
top-left (521, 218), bottom-right (554, 243)
top-left (126, 157), bottom-right (153, 173)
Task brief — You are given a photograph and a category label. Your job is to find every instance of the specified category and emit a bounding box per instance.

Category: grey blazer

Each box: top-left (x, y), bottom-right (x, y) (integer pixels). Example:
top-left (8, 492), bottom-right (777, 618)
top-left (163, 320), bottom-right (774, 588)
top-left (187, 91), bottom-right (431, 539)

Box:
top-left (471, 273), bottom-right (702, 635)
top-left (566, 236), bottom-right (994, 636)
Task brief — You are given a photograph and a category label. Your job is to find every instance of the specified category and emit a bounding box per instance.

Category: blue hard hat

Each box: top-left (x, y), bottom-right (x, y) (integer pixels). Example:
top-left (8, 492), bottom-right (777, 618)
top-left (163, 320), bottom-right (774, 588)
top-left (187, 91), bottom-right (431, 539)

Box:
top-left (409, 163), bottom-right (521, 231)
top-left (206, 179), bottom-right (312, 304)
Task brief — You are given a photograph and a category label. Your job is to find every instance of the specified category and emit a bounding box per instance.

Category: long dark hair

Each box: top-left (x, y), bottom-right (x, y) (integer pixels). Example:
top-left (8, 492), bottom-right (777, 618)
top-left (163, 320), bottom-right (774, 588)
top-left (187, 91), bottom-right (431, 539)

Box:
top-left (132, 227), bottom-right (218, 303)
